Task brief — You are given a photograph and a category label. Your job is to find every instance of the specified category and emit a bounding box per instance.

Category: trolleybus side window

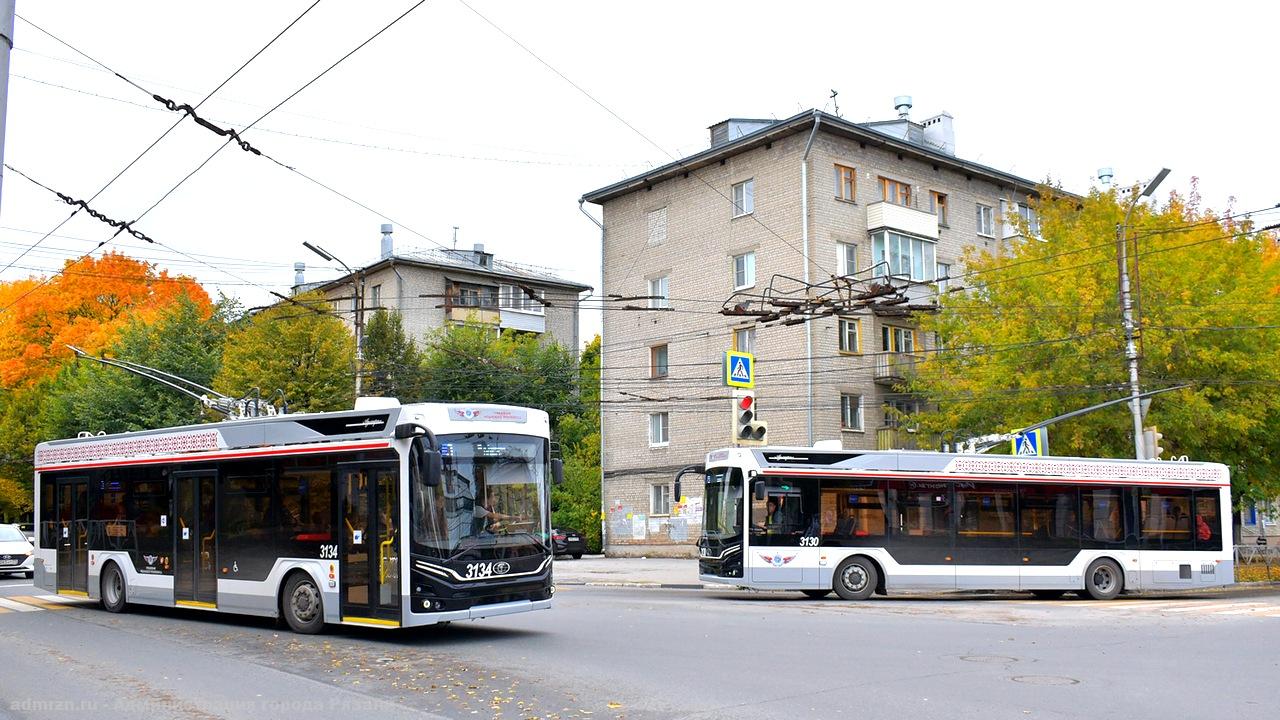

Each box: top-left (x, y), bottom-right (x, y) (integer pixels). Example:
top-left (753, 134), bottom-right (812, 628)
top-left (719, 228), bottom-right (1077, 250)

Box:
top-left (130, 471), bottom-right (171, 574)
top-left (220, 464), bottom-right (276, 581)
top-left (954, 483), bottom-right (1015, 540)
top-left (1081, 488), bottom-right (1124, 546)
top-left (1139, 488), bottom-right (1194, 551)
top-left (751, 478), bottom-right (819, 545)
top-left (39, 477), bottom-right (55, 548)
top-left (819, 480), bottom-right (887, 543)
top-left (895, 482), bottom-right (950, 538)
top-left (1017, 484), bottom-right (1080, 547)
top-left (280, 465), bottom-right (334, 556)
top-left (1193, 489), bottom-right (1222, 551)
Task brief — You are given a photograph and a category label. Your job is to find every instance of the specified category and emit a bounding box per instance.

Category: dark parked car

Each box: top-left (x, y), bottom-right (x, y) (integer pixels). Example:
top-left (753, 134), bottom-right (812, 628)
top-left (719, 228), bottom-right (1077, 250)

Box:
top-left (552, 528), bottom-right (585, 559)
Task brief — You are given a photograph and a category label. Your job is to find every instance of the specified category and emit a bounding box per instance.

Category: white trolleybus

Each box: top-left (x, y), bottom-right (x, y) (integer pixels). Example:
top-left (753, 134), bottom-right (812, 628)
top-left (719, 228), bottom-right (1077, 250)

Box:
top-left (33, 401), bottom-right (561, 633)
top-left (686, 447), bottom-right (1232, 600)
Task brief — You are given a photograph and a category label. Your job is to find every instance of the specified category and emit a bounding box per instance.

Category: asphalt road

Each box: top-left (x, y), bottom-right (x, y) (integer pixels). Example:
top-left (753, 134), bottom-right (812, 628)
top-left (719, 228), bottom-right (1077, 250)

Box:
top-left (1, 575), bottom-right (1276, 719)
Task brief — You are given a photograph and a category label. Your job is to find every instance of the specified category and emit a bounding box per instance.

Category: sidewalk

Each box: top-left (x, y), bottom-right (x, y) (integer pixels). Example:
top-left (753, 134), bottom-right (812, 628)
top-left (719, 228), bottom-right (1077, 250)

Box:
top-left (551, 555), bottom-right (710, 589)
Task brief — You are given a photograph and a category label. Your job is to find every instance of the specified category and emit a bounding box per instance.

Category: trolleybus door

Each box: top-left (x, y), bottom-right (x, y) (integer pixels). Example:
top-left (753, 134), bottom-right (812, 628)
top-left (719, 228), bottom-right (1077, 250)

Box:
top-left (338, 462), bottom-right (401, 624)
top-left (173, 471), bottom-right (217, 607)
top-left (55, 477), bottom-right (89, 593)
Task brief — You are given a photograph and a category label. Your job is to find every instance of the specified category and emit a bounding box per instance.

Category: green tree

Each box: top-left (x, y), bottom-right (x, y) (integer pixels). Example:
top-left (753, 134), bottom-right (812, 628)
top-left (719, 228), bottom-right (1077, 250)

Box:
top-left (362, 309), bottom-right (425, 401)
top-left (214, 293), bottom-right (355, 413)
top-left (552, 336), bottom-right (601, 552)
top-left (40, 295), bottom-right (231, 438)
top-left (419, 323), bottom-right (583, 425)
top-left (908, 187), bottom-right (1280, 503)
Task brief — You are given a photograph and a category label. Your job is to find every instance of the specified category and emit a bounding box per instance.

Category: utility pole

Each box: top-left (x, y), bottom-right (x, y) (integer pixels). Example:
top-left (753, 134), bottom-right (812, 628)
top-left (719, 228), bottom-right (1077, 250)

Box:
top-left (0, 1), bottom-right (15, 215)
top-left (303, 241), bottom-right (364, 396)
top-left (1117, 168), bottom-right (1170, 460)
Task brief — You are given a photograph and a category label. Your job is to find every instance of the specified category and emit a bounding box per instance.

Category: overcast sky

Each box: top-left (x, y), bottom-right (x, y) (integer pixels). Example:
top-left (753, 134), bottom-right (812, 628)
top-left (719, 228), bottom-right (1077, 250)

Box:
top-left (2, 1), bottom-right (1275, 347)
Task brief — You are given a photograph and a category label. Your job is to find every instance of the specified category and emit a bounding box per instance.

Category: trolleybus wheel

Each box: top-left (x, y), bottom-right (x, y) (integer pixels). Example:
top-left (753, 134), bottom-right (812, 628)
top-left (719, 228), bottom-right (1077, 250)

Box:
top-left (1030, 590), bottom-right (1066, 600)
top-left (801, 589), bottom-right (831, 599)
top-left (833, 557), bottom-right (877, 601)
top-left (100, 562), bottom-right (127, 613)
top-left (283, 573), bottom-right (325, 634)
top-left (1083, 559), bottom-right (1123, 601)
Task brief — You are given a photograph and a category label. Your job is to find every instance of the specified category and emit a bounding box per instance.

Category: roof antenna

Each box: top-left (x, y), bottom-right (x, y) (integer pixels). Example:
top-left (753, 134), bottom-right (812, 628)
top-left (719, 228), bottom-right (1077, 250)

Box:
top-left (830, 89), bottom-right (840, 117)
top-left (452, 226), bottom-right (459, 250)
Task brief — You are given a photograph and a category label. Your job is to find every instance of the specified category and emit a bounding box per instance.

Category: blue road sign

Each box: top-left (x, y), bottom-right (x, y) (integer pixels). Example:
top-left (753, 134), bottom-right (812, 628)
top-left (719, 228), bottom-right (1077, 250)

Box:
top-left (724, 351), bottom-right (754, 388)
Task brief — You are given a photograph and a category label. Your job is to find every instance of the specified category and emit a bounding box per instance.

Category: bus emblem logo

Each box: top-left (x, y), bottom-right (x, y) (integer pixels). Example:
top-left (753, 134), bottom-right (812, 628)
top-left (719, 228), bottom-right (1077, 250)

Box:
top-left (494, 562), bottom-right (511, 575)
top-left (759, 553), bottom-right (796, 567)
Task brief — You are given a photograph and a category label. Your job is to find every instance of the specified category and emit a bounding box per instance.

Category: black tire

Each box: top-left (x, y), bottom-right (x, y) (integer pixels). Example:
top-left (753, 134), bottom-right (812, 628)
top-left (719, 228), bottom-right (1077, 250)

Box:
top-left (282, 573), bottom-right (325, 634)
top-left (572, 553), bottom-right (583, 560)
top-left (832, 556), bottom-right (878, 601)
top-left (1030, 590), bottom-right (1066, 600)
top-left (100, 563), bottom-right (127, 613)
top-left (1083, 558), bottom-right (1124, 601)
top-left (801, 589), bottom-right (831, 599)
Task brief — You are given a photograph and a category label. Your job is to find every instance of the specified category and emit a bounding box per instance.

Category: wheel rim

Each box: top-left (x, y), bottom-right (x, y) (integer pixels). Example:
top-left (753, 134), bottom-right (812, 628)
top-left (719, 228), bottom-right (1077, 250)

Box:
top-left (105, 570), bottom-right (122, 605)
top-left (291, 582), bottom-right (320, 623)
top-left (841, 564), bottom-right (868, 593)
top-left (1092, 565), bottom-right (1115, 593)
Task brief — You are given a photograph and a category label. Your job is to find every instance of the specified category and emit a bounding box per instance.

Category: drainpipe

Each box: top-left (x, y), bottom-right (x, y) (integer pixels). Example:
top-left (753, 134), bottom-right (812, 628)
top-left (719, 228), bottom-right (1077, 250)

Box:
top-left (800, 110), bottom-right (822, 446)
top-left (579, 198), bottom-right (607, 555)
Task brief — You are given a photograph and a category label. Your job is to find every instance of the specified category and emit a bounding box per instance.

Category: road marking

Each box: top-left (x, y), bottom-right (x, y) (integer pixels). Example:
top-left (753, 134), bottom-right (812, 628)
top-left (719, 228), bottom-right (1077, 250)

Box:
top-left (9, 596), bottom-right (72, 610)
top-left (34, 593), bottom-right (87, 605)
top-left (1214, 605), bottom-right (1279, 615)
top-left (0, 597), bottom-right (41, 612)
top-left (1161, 602), bottom-right (1263, 613)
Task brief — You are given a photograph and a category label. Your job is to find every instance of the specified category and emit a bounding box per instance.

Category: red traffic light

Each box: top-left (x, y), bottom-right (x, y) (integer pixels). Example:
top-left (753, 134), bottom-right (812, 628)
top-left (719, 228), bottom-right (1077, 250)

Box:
top-left (738, 395), bottom-right (754, 411)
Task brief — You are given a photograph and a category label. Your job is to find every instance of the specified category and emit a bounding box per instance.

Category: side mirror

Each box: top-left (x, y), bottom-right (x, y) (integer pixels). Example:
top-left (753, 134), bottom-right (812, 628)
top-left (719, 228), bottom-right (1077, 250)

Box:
top-left (551, 458), bottom-right (564, 486)
top-left (753, 479), bottom-right (766, 502)
top-left (413, 435), bottom-right (443, 487)
top-left (672, 464), bottom-right (705, 506)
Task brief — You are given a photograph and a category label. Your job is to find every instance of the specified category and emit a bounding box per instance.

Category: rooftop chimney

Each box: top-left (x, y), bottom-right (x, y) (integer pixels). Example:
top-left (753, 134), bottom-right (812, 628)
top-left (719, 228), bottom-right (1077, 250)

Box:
top-left (380, 223), bottom-right (394, 260)
top-left (894, 95), bottom-right (913, 120)
top-left (293, 262), bottom-right (305, 287)
top-left (472, 242), bottom-right (492, 269)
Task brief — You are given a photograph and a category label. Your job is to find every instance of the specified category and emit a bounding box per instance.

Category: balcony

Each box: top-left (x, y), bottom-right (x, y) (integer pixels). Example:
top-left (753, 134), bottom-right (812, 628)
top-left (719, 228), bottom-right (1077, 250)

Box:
top-left (445, 300), bottom-right (500, 325)
top-left (873, 351), bottom-right (922, 384)
top-left (877, 427), bottom-right (922, 451)
top-left (866, 201), bottom-right (938, 240)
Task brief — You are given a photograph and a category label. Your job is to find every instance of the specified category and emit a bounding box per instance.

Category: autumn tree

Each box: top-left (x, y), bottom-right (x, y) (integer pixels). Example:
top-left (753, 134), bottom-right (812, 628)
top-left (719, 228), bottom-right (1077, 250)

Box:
top-left (214, 293), bottom-right (355, 413)
top-left (908, 187), bottom-right (1280, 503)
top-left (552, 336), bottom-right (601, 551)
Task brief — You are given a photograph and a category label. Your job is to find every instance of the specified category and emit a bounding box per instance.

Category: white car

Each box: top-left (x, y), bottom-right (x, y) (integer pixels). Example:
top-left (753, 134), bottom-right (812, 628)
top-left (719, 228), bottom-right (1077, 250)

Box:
top-left (0, 524), bottom-right (34, 579)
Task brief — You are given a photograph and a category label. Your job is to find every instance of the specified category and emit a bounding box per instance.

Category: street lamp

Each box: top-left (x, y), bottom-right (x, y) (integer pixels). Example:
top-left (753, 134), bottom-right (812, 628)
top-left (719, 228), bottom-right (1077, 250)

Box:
top-left (1117, 168), bottom-right (1170, 459)
top-left (304, 241), bottom-right (365, 396)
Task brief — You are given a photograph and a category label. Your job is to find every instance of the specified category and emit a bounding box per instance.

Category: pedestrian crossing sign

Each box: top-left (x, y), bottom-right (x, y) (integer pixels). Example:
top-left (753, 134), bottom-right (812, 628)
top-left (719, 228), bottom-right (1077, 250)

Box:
top-left (1012, 428), bottom-right (1048, 456)
top-left (724, 351), bottom-right (755, 388)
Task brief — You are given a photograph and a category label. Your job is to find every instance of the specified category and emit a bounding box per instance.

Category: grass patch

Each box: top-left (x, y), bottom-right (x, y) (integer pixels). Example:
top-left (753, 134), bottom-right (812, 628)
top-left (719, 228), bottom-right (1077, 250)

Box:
top-left (1236, 563), bottom-right (1280, 582)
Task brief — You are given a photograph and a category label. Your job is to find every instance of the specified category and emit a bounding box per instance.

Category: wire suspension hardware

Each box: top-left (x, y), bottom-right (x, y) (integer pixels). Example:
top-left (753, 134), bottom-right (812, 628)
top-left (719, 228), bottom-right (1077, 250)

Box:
top-left (66, 344), bottom-right (282, 419)
top-left (721, 263), bottom-right (927, 326)
top-left (151, 94), bottom-right (263, 155)
top-left (4, 165), bottom-right (156, 244)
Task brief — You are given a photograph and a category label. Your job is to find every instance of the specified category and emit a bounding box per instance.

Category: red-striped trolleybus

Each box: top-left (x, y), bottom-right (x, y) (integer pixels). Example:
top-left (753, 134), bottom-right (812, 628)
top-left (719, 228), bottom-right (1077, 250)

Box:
top-left (690, 447), bottom-right (1231, 599)
top-left (33, 401), bottom-right (559, 632)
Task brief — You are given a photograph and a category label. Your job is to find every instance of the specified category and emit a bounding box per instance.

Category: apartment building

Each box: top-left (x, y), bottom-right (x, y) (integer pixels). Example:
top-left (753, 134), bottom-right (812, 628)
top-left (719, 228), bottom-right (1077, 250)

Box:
top-left (297, 225), bottom-right (591, 352)
top-left (582, 99), bottom-right (1042, 556)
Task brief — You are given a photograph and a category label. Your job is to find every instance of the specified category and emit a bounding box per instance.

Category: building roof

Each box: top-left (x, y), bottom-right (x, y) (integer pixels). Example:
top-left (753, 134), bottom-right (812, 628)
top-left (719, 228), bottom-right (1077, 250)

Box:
top-left (581, 109), bottom-right (1045, 205)
top-left (307, 247), bottom-right (593, 294)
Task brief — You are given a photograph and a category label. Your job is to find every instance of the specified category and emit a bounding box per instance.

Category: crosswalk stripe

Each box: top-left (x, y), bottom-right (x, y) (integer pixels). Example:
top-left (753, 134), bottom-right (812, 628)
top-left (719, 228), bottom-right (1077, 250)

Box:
top-left (34, 594), bottom-right (86, 605)
top-left (1214, 605), bottom-right (1278, 615)
top-left (0, 597), bottom-right (41, 612)
top-left (9, 596), bottom-right (71, 610)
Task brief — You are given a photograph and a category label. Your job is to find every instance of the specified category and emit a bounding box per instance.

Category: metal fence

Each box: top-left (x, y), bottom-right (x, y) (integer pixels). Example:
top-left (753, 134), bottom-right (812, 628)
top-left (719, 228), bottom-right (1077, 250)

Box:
top-left (1234, 544), bottom-right (1280, 564)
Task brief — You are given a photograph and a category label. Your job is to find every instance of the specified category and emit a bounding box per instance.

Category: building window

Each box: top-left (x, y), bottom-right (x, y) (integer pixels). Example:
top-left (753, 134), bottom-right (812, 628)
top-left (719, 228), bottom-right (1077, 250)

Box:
top-left (936, 262), bottom-right (951, 293)
top-left (647, 207), bottom-right (668, 245)
top-left (733, 326), bottom-right (756, 355)
top-left (840, 394), bottom-right (864, 431)
top-left (871, 231), bottom-right (936, 281)
top-left (370, 284), bottom-right (381, 308)
top-left (499, 284), bottom-right (545, 314)
top-left (650, 344), bottom-right (669, 378)
top-left (1018, 203), bottom-right (1041, 236)
top-left (834, 164), bottom-right (856, 202)
top-left (976, 204), bottom-right (995, 237)
top-left (837, 241), bottom-right (857, 277)
top-left (879, 177), bottom-right (912, 206)
top-left (651, 484), bottom-right (672, 515)
top-left (648, 276), bottom-right (669, 309)
top-left (733, 251), bottom-right (756, 290)
top-left (1002, 200), bottom-right (1041, 237)
top-left (451, 282), bottom-right (498, 309)
top-left (881, 325), bottom-right (915, 353)
top-left (838, 317), bottom-right (861, 353)
top-left (649, 412), bottom-right (670, 446)
top-left (732, 179), bottom-right (755, 217)
top-left (883, 397), bottom-right (922, 428)
top-left (930, 192), bottom-right (948, 226)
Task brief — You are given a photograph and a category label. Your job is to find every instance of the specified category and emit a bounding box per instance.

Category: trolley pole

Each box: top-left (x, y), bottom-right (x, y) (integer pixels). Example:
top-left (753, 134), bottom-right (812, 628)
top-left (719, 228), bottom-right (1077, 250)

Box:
top-left (0, 1), bottom-right (15, 215)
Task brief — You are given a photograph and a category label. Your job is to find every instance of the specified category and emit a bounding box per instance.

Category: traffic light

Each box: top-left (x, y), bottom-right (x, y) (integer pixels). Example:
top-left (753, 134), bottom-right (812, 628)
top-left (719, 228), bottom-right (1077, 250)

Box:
top-left (733, 390), bottom-right (768, 446)
top-left (1142, 426), bottom-right (1165, 460)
